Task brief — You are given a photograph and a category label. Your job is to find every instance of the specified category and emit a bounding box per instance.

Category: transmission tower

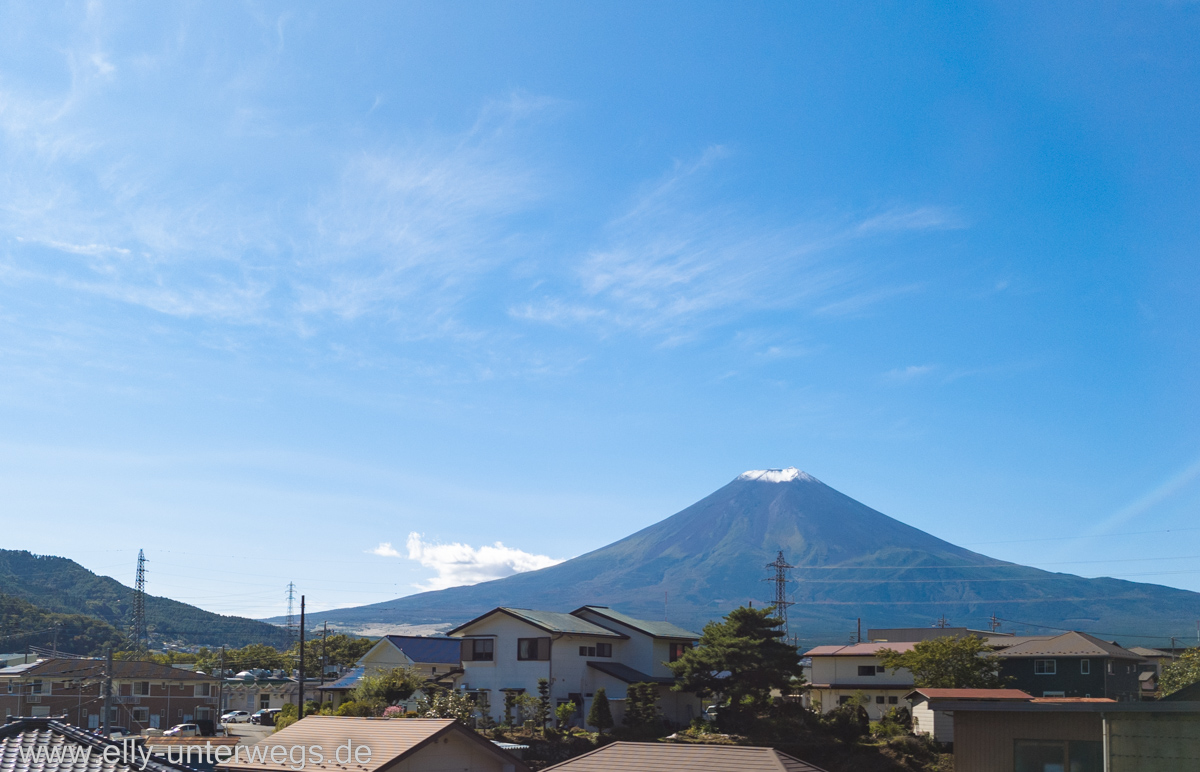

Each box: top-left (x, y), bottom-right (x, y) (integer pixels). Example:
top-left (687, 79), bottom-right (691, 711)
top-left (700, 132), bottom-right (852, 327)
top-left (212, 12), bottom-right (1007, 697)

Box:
top-left (764, 550), bottom-right (795, 642)
top-left (132, 550), bottom-right (147, 649)
top-left (285, 582), bottom-right (297, 644)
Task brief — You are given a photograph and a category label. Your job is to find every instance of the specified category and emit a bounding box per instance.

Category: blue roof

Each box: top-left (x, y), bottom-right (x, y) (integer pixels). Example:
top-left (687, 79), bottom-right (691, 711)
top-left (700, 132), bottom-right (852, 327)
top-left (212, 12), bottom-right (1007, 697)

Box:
top-left (385, 635), bottom-right (462, 665)
top-left (317, 667), bottom-right (364, 690)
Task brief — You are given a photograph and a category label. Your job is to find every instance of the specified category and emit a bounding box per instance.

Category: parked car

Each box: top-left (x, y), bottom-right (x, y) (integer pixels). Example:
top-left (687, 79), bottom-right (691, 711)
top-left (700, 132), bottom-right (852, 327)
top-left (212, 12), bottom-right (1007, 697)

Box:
top-left (107, 727), bottom-right (133, 740)
top-left (221, 710), bottom-right (252, 723)
top-left (163, 724), bottom-right (200, 738)
top-left (251, 708), bottom-right (281, 725)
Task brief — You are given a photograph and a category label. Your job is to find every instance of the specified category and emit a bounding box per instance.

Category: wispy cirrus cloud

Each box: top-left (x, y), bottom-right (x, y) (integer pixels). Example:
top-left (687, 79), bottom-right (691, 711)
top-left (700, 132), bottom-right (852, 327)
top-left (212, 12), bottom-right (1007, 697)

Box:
top-left (511, 149), bottom-right (963, 340)
top-left (370, 533), bottom-right (563, 592)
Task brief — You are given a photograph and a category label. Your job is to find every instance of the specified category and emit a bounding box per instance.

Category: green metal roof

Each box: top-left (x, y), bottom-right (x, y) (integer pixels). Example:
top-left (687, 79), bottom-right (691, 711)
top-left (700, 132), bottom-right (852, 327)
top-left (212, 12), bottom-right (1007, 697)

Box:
top-left (448, 607), bottom-right (627, 638)
top-left (576, 606), bottom-right (701, 640)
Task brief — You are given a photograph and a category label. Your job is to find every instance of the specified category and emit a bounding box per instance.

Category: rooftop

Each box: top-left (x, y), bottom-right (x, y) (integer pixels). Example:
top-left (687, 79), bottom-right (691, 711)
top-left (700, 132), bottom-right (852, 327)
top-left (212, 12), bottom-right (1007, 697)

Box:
top-left (217, 716), bottom-right (527, 772)
top-left (0, 658), bottom-right (217, 680)
top-left (804, 642), bottom-right (917, 657)
top-left (908, 688), bottom-right (1033, 701)
top-left (381, 635), bottom-right (461, 665)
top-left (448, 608), bottom-right (627, 638)
top-left (573, 606), bottom-right (700, 640)
top-left (997, 631), bottom-right (1143, 660)
top-left (543, 741), bottom-right (828, 772)
top-left (586, 661), bottom-right (675, 685)
top-left (0, 717), bottom-right (191, 772)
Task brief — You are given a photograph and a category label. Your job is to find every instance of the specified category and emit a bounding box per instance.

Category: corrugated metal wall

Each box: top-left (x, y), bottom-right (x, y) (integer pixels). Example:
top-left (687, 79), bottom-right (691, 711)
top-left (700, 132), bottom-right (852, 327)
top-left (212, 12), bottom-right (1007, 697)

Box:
top-left (953, 712), bottom-right (1101, 772)
top-left (1108, 714), bottom-right (1200, 772)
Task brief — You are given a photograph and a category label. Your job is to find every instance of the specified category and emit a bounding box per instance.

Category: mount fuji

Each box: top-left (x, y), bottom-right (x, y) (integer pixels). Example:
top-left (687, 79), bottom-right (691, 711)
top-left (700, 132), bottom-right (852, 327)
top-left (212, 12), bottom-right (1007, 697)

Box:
top-left (299, 469), bottom-right (1200, 642)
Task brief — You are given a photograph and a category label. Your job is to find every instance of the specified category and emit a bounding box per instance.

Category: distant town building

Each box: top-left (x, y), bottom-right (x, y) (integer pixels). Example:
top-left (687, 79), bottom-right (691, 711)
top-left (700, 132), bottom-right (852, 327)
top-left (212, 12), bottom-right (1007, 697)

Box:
top-left (0, 658), bottom-right (218, 731)
top-left (316, 635), bottom-right (462, 708)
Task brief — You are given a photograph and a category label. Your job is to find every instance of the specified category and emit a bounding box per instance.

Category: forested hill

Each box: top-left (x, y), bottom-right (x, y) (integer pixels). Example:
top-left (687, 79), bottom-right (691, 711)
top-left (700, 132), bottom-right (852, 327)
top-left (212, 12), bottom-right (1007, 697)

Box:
top-left (0, 593), bottom-right (126, 656)
top-left (0, 551), bottom-right (290, 648)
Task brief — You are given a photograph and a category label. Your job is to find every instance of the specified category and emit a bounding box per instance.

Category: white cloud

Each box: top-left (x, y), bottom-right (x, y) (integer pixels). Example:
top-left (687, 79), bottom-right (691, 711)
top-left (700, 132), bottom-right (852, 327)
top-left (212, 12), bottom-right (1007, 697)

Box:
top-left (372, 532), bottom-right (564, 592)
top-left (369, 542), bottom-right (402, 557)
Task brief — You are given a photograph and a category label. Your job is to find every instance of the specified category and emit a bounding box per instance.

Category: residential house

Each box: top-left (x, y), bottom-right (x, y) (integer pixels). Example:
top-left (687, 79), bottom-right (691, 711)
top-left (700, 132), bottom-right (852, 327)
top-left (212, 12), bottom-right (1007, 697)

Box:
top-left (542, 741), bottom-right (830, 772)
top-left (906, 688), bottom-right (1033, 743)
top-left (1128, 646), bottom-right (1171, 700)
top-left (995, 631), bottom-right (1143, 701)
top-left (448, 606), bottom-right (702, 728)
top-left (938, 696), bottom-right (1200, 772)
top-left (221, 670), bottom-right (302, 715)
top-left (0, 716), bottom-right (193, 772)
top-left (0, 658), bottom-right (219, 731)
top-left (216, 716), bottom-right (527, 772)
top-left (803, 642), bottom-right (917, 719)
top-left (317, 636), bottom-right (461, 708)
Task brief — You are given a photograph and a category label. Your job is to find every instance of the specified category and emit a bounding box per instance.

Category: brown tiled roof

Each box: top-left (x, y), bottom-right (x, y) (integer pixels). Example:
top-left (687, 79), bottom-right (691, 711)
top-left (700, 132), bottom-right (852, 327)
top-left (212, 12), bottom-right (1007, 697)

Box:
top-left (542, 742), bottom-right (829, 772)
top-left (0, 658), bottom-right (216, 681)
top-left (908, 688), bottom-right (1032, 701)
top-left (997, 631), bottom-right (1143, 660)
top-left (804, 642), bottom-right (917, 657)
top-left (216, 716), bottom-right (527, 772)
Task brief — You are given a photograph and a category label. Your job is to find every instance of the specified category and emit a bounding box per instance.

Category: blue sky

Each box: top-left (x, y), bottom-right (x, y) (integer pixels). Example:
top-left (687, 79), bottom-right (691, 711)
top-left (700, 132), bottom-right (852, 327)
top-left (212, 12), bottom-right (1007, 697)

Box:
top-left (2, 2), bottom-right (1199, 623)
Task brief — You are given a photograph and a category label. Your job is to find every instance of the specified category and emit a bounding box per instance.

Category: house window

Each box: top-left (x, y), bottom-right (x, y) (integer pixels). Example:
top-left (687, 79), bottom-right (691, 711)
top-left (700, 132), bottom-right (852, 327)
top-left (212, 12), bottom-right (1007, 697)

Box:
top-left (31, 680), bottom-right (43, 694)
top-left (517, 637), bottom-right (551, 661)
top-left (888, 696), bottom-right (898, 705)
top-left (468, 639), bottom-right (494, 662)
top-left (875, 696), bottom-right (885, 704)
top-left (132, 707), bottom-right (150, 723)
top-left (1107, 661), bottom-right (1114, 675)
top-left (1080, 659), bottom-right (1090, 675)
top-left (667, 643), bottom-right (687, 662)
top-left (195, 683), bottom-right (210, 696)
top-left (579, 646), bottom-right (596, 657)
top-left (260, 695), bottom-right (270, 709)
top-left (838, 695), bottom-right (851, 705)
top-left (133, 681), bottom-right (151, 696)
top-left (1034, 659), bottom-right (1057, 675)
top-left (857, 666), bottom-right (877, 677)
top-left (597, 643), bottom-right (612, 658)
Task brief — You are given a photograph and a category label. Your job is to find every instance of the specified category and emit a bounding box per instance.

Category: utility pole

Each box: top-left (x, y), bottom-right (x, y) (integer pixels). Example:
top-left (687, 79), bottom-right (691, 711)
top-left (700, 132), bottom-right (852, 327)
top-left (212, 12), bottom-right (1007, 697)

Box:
top-left (857, 618), bottom-right (862, 644)
top-left (286, 583), bottom-right (297, 645)
top-left (102, 647), bottom-right (113, 737)
top-left (133, 550), bottom-right (147, 651)
top-left (936, 615), bottom-right (949, 628)
top-left (218, 646), bottom-right (226, 715)
top-left (764, 550), bottom-right (795, 641)
top-left (297, 596), bottom-right (306, 716)
top-left (320, 622), bottom-right (328, 686)
top-left (989, 614), bottom-right (1002, 633)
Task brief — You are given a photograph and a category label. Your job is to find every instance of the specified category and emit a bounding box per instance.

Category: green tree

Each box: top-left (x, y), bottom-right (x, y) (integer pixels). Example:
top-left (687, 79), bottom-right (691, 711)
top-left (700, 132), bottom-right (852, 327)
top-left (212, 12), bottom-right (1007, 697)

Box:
top-left (286, 634), bottom-right (376, 677)
top-left (622, 682), bottom-right (660, 732)
top-left (587, 688), bottom-right (613, 734)
top-left (668, 605), bottom-right (804, 724)
top-left (351, 667), bottom-right (427, 713)
top-left (1160, 647), bottom-right (1200, 696)
top-left (879, 634), bottom-right (1007, 688)
top-left (534, 678), bottom-right (551, 733)
top-left (554, 700), bottom-right (578, 729)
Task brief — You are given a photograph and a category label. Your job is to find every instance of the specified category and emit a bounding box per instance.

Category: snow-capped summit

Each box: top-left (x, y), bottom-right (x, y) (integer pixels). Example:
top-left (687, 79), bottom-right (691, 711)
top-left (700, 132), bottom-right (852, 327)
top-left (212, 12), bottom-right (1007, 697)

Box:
top-left (737, 467), bottom-right (820, 484)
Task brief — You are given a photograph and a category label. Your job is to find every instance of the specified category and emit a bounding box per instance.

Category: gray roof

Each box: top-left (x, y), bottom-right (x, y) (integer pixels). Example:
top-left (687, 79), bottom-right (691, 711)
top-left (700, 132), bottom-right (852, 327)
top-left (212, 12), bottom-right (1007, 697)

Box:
top-left (998, 631), bottom-right (1143, 660)
top-left (574, 606), bottom-right (701, 640)
top-left (586, 661), bottom-right (675, 685)
top-left (1128, 646), bottom-right (1171, 658)
top-left (448, 608), bottom-right (627, 638)
top-left (542, 742), bottom-right (829, 772)
top-left (0, 718), bottom-right (191, 772)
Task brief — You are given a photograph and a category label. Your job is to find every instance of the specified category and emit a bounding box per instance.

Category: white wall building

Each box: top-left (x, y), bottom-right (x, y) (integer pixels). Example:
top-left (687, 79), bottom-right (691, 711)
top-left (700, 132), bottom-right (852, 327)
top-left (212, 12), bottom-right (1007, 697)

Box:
top-left (448, 606), bottom-right (702, 729)
top-left (803, 642), bottom-right (917, 720)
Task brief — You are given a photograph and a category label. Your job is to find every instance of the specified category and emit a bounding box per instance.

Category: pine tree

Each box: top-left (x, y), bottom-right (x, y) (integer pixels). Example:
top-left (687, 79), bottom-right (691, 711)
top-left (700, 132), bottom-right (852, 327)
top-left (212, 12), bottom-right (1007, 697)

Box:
top-left (535, 677), bottom-right (551, 734)
top-left (586, 687), bottom-right (613, 734)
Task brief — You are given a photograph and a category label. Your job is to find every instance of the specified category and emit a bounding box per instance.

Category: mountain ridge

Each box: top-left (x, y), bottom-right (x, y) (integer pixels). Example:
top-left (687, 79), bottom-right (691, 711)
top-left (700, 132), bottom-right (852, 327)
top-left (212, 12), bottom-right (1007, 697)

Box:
top-left (291, 468), bottom-right (1200, 643)
top-left (0, 550), bottom-right (291, 648)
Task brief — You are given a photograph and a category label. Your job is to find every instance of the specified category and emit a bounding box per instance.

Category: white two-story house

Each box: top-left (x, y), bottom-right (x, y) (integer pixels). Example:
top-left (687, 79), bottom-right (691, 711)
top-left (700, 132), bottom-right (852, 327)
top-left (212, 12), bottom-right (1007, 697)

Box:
top-left (804, 641), bottom-right (917, 720)
top-left (448, 606), bottom-right (702, 729)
